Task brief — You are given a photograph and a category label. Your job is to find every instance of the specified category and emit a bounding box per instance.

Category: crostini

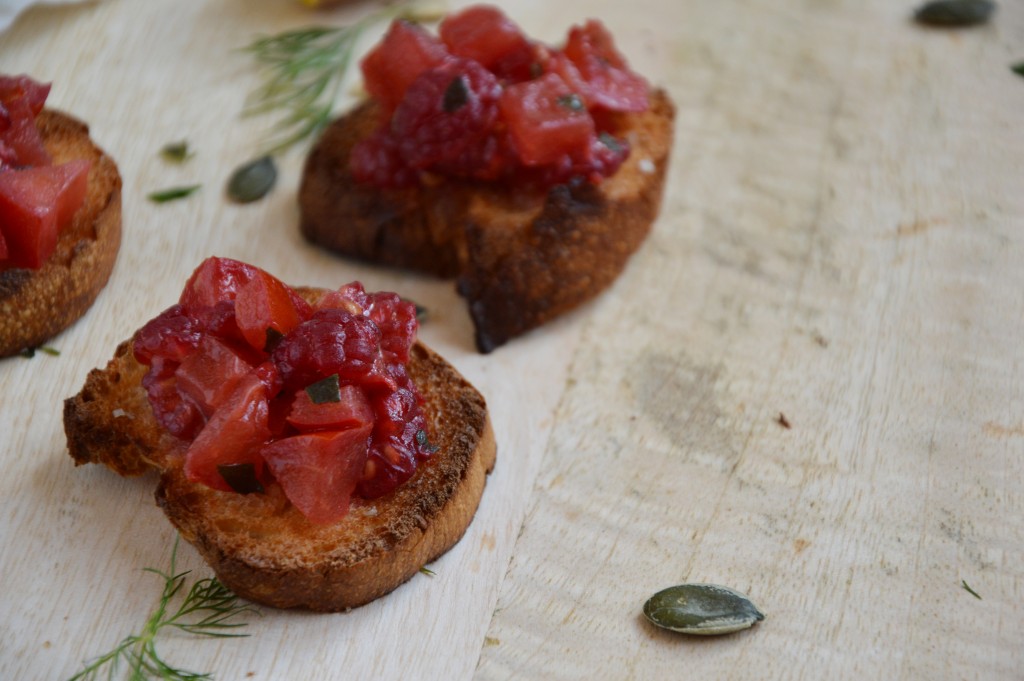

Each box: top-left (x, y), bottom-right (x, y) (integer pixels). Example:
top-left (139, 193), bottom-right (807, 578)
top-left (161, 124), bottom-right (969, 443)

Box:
top-left (0, 74), bottom-right (121, 357)
top-left (299, 6), bottom-right (675, 352)
top-left (64, 257), bottom-right (496, 610)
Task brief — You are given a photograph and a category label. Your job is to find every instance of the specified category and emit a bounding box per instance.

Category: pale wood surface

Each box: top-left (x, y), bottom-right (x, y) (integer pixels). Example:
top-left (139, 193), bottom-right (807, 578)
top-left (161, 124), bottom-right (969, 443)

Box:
top-left (1, 0), bottom-right (1022, 679)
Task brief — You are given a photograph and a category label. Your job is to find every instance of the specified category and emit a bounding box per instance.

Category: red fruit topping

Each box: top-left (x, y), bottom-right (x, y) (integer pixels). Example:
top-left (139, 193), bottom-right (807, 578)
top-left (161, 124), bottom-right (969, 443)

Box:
top-left (288, 382), bottom-right (374, 432)
top-left (134, 257), bottom-right (435, 521)
top-left (391, 59), bottom-right (502, 171)
top-left (261, 426), bottom-right (373, 525)
top-left (184, 372), bottom-right (271, 492)
top-left (439, 5), bottom-right (532, 76)
top-left (0, 159), bottom-right (91, 268)
top-left (0, 75), bottom-right (50, 116)
top-left (360, 20), bottom-right (450, 116)
top-left (353, 9), bottom-right (649, 189)
top-left (174, 336), bottom-right (255, 418)
top-left (235, 269), bottom-right (307, 352)
top-left (499, 73), bottom-right (594, 167)
top-left (562, 20), bottom-right (649, 112)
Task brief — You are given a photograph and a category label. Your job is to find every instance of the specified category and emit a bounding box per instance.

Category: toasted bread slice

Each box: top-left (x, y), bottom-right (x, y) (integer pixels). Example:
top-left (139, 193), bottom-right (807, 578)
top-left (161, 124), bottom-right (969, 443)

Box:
top-left (299, 88), bottom-right (675, 352)
top-left (0, 109), bottom-right (122, 358)
top-left (64, 287), bottom-right (497, 610)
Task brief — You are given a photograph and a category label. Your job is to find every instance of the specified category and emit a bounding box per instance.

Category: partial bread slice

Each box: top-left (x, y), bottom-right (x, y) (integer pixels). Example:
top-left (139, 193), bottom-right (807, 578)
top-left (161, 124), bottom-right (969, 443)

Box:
top-left (0, 109), bottom-right (122, 357)
top-left (299, 88), bottom-right (675, 352)
top-left (64, 287), bottom-right (496, 610)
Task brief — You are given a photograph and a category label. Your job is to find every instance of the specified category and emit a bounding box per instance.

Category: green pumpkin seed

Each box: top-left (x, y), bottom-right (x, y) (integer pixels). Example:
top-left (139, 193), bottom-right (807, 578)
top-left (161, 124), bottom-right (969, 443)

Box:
top-left (643, 584), bottom-right (765, 635)
top-left (227, 155), bottom-right (277, 203)
top-left (914, 0), bottom-right (995, 27)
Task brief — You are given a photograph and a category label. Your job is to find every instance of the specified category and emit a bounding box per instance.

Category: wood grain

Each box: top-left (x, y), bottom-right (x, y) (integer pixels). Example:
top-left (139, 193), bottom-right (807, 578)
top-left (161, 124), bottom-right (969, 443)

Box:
top-left (1, 0), bottom-right (1022, 679)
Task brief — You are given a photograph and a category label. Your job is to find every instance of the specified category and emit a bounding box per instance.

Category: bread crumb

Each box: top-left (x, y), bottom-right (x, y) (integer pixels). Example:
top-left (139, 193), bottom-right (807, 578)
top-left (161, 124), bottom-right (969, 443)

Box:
top-left (638, 159), bottom-right (655, 174)
top-left (111, 408), bottom-right (131, 419)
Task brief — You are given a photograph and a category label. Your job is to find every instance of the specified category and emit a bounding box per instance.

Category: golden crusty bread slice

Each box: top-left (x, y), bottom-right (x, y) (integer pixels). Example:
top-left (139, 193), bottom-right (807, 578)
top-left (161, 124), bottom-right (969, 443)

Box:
top-left (299, 88), bottom-right (675, 352)
top-left (0, 109), bottom-right (122, 358)
top-left (64, 287), bottom-right (496, 610)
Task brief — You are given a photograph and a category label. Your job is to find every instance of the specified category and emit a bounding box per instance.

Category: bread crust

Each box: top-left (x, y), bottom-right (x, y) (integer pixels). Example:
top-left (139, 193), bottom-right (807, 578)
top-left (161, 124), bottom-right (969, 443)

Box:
top-left (0, 109), bottom-right (122, 357)
top-left (64, 293), bottom-right (496, 611)
top-left (299, 88), bottom-right (675, 352)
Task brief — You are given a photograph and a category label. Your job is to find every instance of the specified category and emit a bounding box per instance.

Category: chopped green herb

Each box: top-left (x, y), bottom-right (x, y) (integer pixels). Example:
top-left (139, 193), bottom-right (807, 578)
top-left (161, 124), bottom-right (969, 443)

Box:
top-left (68, 538), bottom-right (257, 681)
top-left (148, 185), bottom-right (201, 203)
top-left (415, 429), bottom-right (440, 454)
top-left (557, 93), bottom-right (584, 112)
top-left (1012, 62), bottom-right (1024, 78)
top-left (961, 579), bottom-right (982, 599)
top-left (598, 132), bottom-right (624, 154)
top-left (226, 155), bottom-right (277, 203)
top-left (419, 566), bottom-right (436, 576)
top-left (914, 0), bottom-right (995, 27)
top-left (414, 303), bottom-right (429, 322)
top-left (443, 75), bottom-right (470, 113)
top-left (160, 141), bottom-right (193, 163)
top-left (218, 463), bottom-right (265, 495)
top-left (306, 374), bottom-right (342, 404)
top-left (18, 345), bottom-right (59, 358)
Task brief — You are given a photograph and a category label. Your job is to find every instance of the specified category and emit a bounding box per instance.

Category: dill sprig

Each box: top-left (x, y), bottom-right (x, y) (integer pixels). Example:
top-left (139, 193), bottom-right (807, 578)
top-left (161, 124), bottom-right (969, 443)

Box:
top-left (238, 2), bottom-right (443, 155)
top-left (68, 539), bottom-right (258, 681)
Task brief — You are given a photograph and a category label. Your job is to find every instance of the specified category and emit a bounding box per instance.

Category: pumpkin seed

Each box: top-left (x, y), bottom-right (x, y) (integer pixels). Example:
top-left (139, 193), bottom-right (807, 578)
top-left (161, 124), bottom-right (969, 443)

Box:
top-left (227, 155), bottom-right (277, 203)
top-left (643, 584), bottom-right (765, 635)
top-left (914, 0), bottom-right (995, 27)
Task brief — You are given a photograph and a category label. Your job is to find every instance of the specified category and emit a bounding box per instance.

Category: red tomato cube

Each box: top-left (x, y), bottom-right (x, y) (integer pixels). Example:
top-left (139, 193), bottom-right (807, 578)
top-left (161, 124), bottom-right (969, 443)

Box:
top-left (0, 159), bottom-right (90, 269)
top-left (439, 6), bottom-right (531, 73)
top-left (234, 269), bottom-right (308, 352)
top-left (261, 426), bottom-right (373, 524)
top-left (499, 73), bottom-right (595, 166)
top-left (360, 20), bottom-right (450, 116)
top-left (175, 336), bottom-right (255, 418)
top-left (287, 383), bottom-right (373, 432)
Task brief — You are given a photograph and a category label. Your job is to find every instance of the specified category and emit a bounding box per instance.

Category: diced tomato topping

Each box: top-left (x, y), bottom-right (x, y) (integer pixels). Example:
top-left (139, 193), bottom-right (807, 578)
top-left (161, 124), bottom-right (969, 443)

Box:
top-left (561, 20), bottom-right (649, 112)
top-left (0, 75), bottom-right (50, 116)
top-left (360, 20), bottom-right (450, 116)
top-left (184, 372), bottom-right (271, 492)
top-left (174, 336), bottom-right (255, 418)
top-left (352, 10), bottom-right (648, 188)
top-left (134, 257), bottom-right (434, 523)
top-left (261, 426), bottom-right (372, 524)
top-left (179, 257), bottom-right (259, 310)
top-left (288, 383), bottom-right (373, 432)
top-left (0, 159), bottom-right (90, 268)
top-left (500, 73), bottom-right (595, 166)
top-left (234, 269), bottom-right (308, 352)
top-left (439, 5), bottom-right (532, 75)
top-left (0, 94), bottom-right (50, 167)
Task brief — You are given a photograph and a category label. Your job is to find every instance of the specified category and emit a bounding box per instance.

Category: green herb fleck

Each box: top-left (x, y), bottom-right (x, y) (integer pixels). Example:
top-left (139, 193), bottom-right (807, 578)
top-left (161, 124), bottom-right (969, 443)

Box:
top-left (419, 566), bottom-right (436, 576)
top-left (416, 429), bottom-right (439, 454)
top-left (160, 141), bottom-right (193, 163)
top-left (306, 374), bottom-right (341, 404)
top-left (68, 537), bottom-right (257, 681)
top-left (443, 75), bottom-right (469, 113)
top-left (414, 303), bottom-right (428, 322)
top-left (598, 132), bottom-right (624, 154)
top-left (18, 345), bottom-right (59, 358)
top-left (914, 0), bottom-right (995, 27)
top-left (961, 579), bottom-right (982, 599)
top-left (557, 93), bottom-right (584, 112)
top-left (226, 155), bottom-right (277, 203)
top-left (1012, 62), bottom-right (1024, 78)
top-left (148, 185), bottom-right (201, 203)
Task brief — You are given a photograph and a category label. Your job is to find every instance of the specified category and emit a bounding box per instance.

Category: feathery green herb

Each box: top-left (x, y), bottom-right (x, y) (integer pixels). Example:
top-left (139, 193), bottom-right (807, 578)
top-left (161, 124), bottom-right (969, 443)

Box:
top-left (69, 539), bottom-right (258, 681)
top-left (238, 3), bottom-right (440, 154)
top-left (961, 579), bottom-right (982, 600)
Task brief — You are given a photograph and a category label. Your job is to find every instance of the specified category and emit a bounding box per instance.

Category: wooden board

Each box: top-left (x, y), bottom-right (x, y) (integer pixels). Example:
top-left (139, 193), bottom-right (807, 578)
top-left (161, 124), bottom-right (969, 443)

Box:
top-left (1, 0), bottom-right (1022, 678)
